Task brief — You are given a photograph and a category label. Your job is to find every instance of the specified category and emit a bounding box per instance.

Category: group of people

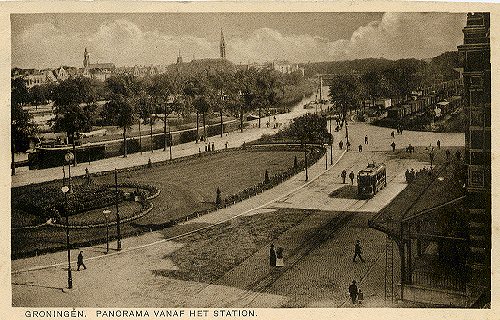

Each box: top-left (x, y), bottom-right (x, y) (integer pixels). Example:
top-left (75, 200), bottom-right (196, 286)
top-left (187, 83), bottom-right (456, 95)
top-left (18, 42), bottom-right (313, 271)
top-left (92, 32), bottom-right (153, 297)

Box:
top-left (405, 167), bottom-right (433, 183)
top-left (341, 170), bottom-right (355, 185)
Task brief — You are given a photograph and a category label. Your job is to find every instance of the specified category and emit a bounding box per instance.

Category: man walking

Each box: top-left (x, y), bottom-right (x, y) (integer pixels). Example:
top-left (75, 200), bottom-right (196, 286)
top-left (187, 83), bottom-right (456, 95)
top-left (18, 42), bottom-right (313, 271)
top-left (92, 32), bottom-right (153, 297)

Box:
top-left (349, 171), bottom-right (355, 185)
top-left (349, 280), bottom-right (358, 304)
top-left (391, 141), bottom-right (396, 152)
top-left (353, 240), bottom-right (365, 262)
top-left (341, 170), bottom-right (347, 184)
top-left (364, 135), bottom-right (368, 144)
top-left (77, 251), bottom-right (87, 271)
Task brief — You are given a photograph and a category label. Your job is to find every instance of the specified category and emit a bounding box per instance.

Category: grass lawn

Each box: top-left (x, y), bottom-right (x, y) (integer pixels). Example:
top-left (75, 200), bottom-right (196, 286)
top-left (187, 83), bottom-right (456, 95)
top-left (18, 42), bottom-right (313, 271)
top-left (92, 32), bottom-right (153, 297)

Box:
top-left (154, 209), bottom-right (312, 284)
top-left (12, 149), bottom-right (304, 259)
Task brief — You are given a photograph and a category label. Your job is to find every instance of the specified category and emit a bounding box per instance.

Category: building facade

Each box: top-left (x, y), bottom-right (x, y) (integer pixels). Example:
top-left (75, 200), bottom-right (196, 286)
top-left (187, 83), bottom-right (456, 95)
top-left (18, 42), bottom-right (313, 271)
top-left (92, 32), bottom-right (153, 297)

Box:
top-left (457, 12), bottom-right (491, 297)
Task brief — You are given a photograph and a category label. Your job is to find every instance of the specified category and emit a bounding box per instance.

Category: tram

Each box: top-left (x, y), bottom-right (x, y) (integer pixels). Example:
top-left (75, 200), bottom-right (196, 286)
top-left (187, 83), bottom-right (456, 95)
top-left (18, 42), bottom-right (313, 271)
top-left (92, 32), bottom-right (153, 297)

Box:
top-left (357, 163), bottom-right (387, 199)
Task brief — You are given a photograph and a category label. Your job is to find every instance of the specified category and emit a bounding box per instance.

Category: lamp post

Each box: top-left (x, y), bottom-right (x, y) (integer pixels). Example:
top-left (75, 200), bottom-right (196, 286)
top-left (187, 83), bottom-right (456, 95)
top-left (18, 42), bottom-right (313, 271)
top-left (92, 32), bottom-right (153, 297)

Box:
top-left (64, 152), bottom-right (74, 193)
top-left (103, 209), bottom-right (111, 253)
top-left (329, 117), bottom-right (333, 165)
top-left (114, 169), bottom-right (121, 251)
top-left (61, 185), bottom-right (72, 289)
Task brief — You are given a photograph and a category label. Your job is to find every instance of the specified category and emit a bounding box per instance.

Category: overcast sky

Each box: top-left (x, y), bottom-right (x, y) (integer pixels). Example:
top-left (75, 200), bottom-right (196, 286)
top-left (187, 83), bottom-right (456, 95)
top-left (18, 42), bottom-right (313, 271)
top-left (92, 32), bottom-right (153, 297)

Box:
top-left (11, 12), bottom-right (467, 69)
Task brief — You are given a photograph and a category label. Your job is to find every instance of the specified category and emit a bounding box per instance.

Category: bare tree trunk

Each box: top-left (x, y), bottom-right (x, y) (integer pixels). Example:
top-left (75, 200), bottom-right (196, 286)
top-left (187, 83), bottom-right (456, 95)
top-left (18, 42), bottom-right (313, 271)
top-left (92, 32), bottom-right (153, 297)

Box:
top-left (138, 119), bottom-right (142, 154)
top-left (123, 127), bottom-right (127, 157)
top-left (258, 107), bottom-right (261, 128)
top-left (72, 132), bottom-right (77, 167)
top-left (220, 110), bottom-right (223, 137)
top-left (196, 111), bottom-right (199, 142)
top-left (150, 118), bottom-right (153, 153)
top-left (240, 105), bottom-right (244, 133)
top-left (202, 112), bottom-right (206, 139)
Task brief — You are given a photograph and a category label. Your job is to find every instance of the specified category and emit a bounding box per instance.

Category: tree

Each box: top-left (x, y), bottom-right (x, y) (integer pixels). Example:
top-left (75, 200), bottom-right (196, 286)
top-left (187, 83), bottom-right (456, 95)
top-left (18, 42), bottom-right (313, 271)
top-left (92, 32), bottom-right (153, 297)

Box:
top-left (288, 113), bottom-right (329, 181)
top-left (101, 94), bottom-right (135, 157)
top-left (328, 75), bottom-right (362, 118)
top-left (51, 77), bottom-right (97, 165)
top-left (11, 103), bottom-right (37, 175)
top-left (11, 77), bottom-right (30, 107)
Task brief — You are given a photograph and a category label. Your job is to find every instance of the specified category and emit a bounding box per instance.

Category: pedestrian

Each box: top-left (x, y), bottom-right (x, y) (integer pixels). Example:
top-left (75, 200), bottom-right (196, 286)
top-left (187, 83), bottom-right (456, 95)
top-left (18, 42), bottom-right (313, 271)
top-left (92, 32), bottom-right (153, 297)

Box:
top-left (269, 243), bottom-right (276, 267)
top-left (339, 140), bottom-right (344, 150)
top-left (353, 240), bottom-right (365, 262)
top-left (364, 135), bottom-right (368, 144)
top-left (410, 168), bottom-right (416, 181)
top-left (276, 247), bottom-right (284, 267)
top-left (437, 140), bottom-right (441, 149)
top-left (346, 141), bottom-right (351, 152)
top-left (391, 131), bottom-right (395, 138)
top-left (390, 141), bottom-right (396, 152)
top-left (358, 289), bottom-right (364, 305)
top-left (349, 280), bottom-right (358, 304)
top-left (77, 251), bottom-right (87, 271)
top-left (349, 171), bottom-right (355, 185)
top-left (358, 144), bottom-right (363, 152)
top-left (211, 142), bottom-right (215, 151)
top-left (341, 170), bottom-right (347, 184)
top-left (225, 141), bottom-right (228, 149)
top-left (405, 169), bottom-right (410, 183)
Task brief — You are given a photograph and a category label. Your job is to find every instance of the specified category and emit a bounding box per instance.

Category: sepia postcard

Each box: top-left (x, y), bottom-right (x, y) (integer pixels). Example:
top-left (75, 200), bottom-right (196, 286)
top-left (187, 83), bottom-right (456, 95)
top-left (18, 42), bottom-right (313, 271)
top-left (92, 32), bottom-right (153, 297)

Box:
top-left (2, 1), bottom-right (498, 320)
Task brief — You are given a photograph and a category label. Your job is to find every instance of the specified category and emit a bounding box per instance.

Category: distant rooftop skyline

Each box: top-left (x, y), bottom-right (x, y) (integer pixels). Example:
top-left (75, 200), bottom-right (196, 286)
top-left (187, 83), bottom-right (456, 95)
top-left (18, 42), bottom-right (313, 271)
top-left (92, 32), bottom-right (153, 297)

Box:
top-left (12, 12), bottom-right (466, 69)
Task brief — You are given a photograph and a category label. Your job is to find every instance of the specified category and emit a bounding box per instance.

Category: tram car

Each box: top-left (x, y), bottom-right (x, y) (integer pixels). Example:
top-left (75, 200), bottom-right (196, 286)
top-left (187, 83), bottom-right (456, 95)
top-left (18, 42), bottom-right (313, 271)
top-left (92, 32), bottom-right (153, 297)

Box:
top-left (357, 163), bottom-right (387, 199)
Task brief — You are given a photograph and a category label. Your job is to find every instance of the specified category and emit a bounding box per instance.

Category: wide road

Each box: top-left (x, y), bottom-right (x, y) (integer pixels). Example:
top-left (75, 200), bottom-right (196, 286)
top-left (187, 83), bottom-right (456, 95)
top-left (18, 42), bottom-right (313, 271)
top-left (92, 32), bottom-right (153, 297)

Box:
top-left (12, 118), bottom-right (464, 307)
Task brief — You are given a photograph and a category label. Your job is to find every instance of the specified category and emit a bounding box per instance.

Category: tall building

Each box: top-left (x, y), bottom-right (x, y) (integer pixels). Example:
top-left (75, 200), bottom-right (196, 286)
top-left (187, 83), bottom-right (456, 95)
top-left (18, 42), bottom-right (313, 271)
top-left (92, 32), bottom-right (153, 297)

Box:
top-left (220, 29), bottom-right (226, 59)
top-left (457, 12), bottom-right (491, 299)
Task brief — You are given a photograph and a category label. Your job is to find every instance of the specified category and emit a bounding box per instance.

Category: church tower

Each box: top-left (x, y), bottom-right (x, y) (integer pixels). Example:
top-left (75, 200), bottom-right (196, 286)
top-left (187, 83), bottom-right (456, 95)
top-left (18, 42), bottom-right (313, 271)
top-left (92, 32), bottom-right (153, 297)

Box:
top-left (83, 48), bottom-right (90, 68)
top-left (176, 49), bottom-right (183, 64)
top-left (220, 29), bottom-right (226, 59)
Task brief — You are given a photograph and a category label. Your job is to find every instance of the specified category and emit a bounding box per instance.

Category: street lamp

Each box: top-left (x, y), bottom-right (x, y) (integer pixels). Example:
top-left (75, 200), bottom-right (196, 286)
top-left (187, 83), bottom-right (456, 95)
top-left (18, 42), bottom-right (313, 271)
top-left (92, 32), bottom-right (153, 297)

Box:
top-left (61, 185), bottom-right (72, 289)
top-left (329, 117), bottom-right (333, 165)
top-left (103, 209), bottom-right (111, 253)
top-left (114, 169), bottom-right (122, 251)
top-left (64, 152), bottom-right (74, 193)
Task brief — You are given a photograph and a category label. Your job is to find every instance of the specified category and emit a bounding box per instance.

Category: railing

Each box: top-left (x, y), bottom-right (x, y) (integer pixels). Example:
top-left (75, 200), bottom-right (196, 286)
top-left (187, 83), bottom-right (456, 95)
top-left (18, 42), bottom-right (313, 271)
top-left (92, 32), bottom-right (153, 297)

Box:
top-left (411, 270), bottom-right (466, 292)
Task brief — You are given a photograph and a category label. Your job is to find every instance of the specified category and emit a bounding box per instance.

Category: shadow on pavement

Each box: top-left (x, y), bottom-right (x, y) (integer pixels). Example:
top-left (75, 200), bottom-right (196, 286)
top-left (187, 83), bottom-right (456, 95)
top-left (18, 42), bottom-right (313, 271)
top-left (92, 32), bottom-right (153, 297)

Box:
top-left (329, 185), bottom-right (358, 199)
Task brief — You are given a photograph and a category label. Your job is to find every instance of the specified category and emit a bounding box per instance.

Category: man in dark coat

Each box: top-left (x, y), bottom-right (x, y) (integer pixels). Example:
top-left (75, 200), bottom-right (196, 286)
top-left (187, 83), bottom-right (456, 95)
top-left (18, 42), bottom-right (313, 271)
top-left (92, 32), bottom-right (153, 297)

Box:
top-left (269, 244), bottom-right (276, 267)
top-left (353, 240), bottom-right (365, 262)
top-left (341, 170), bottom-right (347, 184)
top-left (349, 280), bottom-right (358, 304)
top-left (391, 141), bottom-right (396, 152)
top-left (349, 171), bottom-right (355, 185)
top-left (77, 251), bottom-right (87, 271)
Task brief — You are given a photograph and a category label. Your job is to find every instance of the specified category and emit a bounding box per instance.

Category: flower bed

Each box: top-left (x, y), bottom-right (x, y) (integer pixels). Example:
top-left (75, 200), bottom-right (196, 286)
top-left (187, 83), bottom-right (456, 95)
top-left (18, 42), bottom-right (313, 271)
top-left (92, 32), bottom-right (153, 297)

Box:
top-left (12, 182), bottom-right (159, 228)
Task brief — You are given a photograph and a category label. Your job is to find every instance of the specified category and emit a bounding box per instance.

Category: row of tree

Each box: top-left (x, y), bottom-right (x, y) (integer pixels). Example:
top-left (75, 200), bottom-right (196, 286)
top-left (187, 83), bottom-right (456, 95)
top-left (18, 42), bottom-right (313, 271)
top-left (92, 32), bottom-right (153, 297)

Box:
top-left (11, 61), bottom-right (314, 173)
top-left (327, 52), bottom-right (461, 117)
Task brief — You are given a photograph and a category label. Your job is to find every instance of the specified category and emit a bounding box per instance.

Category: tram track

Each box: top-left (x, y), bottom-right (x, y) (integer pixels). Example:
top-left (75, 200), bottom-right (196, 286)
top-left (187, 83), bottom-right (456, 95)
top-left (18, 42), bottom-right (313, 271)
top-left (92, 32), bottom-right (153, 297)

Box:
top-left (227, 155), bottom-right (410, 308)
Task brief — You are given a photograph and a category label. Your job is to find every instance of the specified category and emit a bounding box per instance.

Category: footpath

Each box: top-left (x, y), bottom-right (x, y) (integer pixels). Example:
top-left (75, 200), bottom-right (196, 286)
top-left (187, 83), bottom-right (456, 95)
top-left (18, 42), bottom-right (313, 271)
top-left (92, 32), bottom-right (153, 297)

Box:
top-left (12, 96), bottom-right (316, 188)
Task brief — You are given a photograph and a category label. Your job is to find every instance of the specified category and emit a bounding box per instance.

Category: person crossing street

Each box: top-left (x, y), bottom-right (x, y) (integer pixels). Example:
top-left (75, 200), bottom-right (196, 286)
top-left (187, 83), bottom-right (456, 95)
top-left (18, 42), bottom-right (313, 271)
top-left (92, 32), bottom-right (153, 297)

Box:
top-left (77, 251), bottom-right (87, 271)
top-left (349, 171), bottom-right (355, 185)
top-left (353, 240), bottom-right (365, 262)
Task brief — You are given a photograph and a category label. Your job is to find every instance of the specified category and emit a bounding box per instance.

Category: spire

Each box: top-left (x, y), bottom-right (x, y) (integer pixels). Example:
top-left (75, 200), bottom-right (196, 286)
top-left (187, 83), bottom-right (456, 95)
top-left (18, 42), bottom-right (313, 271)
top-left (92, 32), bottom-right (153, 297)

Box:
top-left (220, 28), bottom-right (226, 59)
top-left (177, 49), bottom-right (183, 64)
top-left (83, 47), bottom-right (90, 68)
